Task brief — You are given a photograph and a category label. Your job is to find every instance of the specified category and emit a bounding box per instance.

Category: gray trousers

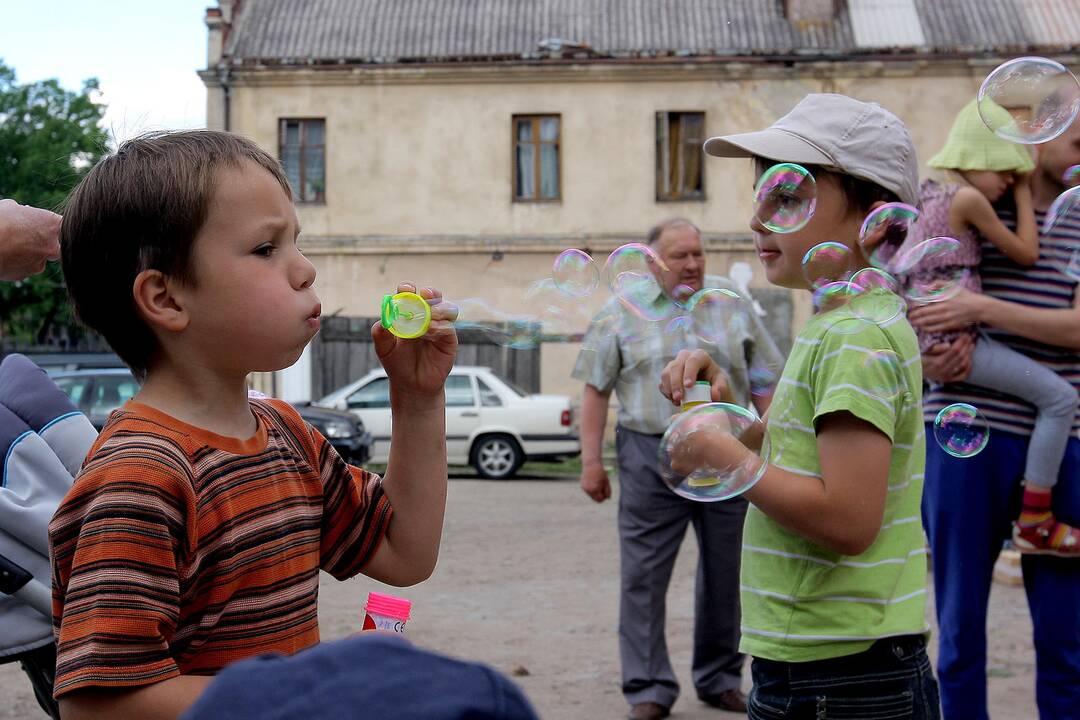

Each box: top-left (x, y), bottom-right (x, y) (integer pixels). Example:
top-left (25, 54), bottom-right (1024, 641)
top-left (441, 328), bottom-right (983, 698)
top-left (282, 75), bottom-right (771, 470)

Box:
top-left (967, 335), bottom-right (1078, 488)
top-left (616, 426), bottom-right (747, 708)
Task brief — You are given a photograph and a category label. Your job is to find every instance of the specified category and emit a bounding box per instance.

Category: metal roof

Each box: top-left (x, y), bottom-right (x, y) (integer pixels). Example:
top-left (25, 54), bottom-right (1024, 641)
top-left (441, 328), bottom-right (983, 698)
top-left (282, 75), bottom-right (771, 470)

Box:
top-left (220, 0), bottom-right (1080, 66)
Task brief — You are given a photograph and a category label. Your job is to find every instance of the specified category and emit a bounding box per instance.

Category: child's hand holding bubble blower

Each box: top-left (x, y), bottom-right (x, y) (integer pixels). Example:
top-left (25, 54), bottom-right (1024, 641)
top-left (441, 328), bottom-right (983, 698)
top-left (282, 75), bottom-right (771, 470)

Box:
top-left (373, 283), bottom-right (459, 400)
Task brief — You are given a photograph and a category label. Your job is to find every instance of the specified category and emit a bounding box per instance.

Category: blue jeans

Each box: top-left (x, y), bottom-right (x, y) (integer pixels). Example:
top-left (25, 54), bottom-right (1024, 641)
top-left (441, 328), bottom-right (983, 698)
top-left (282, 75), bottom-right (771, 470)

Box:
top-left (747, 635), bottom-right (941, 719)
top-left (923, 428), bottom-right (1080, 719)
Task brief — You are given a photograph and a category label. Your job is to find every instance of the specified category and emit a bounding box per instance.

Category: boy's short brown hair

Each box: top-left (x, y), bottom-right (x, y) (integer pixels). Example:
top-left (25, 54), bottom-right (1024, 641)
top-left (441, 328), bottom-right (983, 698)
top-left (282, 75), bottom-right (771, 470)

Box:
top-left (60, 130), bottom-right (292, 378)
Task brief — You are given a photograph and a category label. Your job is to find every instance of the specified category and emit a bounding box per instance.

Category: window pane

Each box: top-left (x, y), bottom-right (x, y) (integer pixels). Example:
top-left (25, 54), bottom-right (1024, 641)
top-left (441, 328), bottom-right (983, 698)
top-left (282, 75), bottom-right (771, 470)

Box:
top-left (681, 113), bottom-right (704, 142)
top-left (304, 120), bottom-right (325, 146)
top-left (657, 112), bottom-right (672, 198)
top-left (303, 146), bottom-right (325, 201)
top-left (539, 117), bottom-right (559, 142)
top-left (516, 143), bottom-right (535, 199)
top-left (477, 378), bottom-right (503, 407)
top-left (54, 377), bottom-right (89, 405)
top-left (284, 121), bottom-right (300, 148)
top-left (445, 375), bottom-right (476, 407)
top-left (540, 143), bottom-right (559, 199)
top-left (516, 119), bottom-right (533, 142)
top-left (347, 378), bottom-right (390, 409)
top-left (281, 146), bottom-right (302, 199)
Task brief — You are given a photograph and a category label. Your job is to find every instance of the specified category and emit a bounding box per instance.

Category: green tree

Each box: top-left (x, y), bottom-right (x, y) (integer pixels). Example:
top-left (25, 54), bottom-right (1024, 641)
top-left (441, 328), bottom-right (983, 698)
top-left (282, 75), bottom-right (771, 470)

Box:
top-left (0, 60), bottom-right (109, 344)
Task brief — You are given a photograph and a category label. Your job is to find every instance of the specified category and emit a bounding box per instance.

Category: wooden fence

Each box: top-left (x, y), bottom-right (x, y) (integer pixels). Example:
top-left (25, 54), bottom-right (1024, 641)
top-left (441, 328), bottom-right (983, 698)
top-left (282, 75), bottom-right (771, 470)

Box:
top-left (310, 316), bottom-right (542, 399)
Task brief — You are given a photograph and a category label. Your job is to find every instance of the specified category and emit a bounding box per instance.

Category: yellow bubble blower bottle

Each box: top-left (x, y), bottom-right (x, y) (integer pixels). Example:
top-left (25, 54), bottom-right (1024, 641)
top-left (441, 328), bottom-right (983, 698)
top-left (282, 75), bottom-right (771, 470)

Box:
top-left (380, 291), bottom-right (432, 339)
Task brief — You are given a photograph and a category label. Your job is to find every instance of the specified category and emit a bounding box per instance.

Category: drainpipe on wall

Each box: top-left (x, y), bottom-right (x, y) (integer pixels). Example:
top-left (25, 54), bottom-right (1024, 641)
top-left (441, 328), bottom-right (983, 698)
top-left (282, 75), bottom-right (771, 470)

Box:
top-left (217, 64), bottom-right (232, 132)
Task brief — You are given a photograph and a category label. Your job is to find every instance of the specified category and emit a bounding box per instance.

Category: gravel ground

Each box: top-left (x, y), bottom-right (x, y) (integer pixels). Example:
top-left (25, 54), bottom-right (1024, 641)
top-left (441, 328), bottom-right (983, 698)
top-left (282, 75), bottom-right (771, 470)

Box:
top-left (0, 473), bottom-right (1038, 719)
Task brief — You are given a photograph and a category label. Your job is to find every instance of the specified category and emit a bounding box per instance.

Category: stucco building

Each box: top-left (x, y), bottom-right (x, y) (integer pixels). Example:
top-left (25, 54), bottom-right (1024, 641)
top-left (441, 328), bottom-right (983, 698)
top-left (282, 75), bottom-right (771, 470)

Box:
top-left (200, 0), bottom-right (1080, 400)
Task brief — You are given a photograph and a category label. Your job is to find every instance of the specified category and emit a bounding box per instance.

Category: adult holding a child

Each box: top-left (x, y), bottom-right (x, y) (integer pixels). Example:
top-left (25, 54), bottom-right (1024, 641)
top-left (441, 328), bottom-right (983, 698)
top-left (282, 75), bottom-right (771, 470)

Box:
top-left (573, 218), bottom-right (781, 720)
top-left (914, 115), bottom-right (1080, 719)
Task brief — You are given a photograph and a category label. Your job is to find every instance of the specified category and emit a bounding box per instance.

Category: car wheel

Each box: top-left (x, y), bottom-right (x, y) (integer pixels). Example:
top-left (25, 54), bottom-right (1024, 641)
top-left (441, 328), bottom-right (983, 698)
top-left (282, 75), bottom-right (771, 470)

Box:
top-left (472, 434), bottom-right (523, 480)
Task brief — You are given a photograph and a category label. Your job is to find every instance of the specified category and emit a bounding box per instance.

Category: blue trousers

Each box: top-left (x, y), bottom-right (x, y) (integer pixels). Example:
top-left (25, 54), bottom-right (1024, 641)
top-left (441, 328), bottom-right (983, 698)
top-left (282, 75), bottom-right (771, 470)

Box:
top-left (922, 427), bottom-right (1080, 719)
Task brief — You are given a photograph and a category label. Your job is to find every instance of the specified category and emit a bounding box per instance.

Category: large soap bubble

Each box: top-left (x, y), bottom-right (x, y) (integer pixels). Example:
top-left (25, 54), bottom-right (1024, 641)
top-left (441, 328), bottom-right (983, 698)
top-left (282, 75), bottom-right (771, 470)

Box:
top-left (859, 203), bottom-right (919, 272)
top-left (754, 163), bottom-right (817, 233)
top-left (552, 249), bottom-right (599, 297)
top-left (977, 57), bottom-right (1080, 145)
top-left (687, 287), bottom-right (742, 344)
top-left (603, 243), bottom-right (670, 322)
top-left (658, 403), bottom-right (767, 501)
top-left (933, 403), bottom-right (990, 458)
top-left (1043, 185), bottom-right (1080, 237)
top-left (893, 237), bottom-right (967, 303)
top-left (802, 241), bottom-right (852, 289)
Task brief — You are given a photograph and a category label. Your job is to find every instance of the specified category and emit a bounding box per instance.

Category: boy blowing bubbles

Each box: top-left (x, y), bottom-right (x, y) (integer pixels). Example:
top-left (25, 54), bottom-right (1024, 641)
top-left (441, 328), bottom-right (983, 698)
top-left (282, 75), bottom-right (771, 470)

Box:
top-left (50, 131), bottom-right (457, 719)
top-left (661, 96), bottom-right (940, 717)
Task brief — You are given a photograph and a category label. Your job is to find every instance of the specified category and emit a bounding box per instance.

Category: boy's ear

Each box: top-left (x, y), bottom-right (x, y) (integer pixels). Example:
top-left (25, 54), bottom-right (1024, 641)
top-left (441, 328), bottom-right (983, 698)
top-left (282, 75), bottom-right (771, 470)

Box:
top-left (133, 269), bottom-right (190, 333)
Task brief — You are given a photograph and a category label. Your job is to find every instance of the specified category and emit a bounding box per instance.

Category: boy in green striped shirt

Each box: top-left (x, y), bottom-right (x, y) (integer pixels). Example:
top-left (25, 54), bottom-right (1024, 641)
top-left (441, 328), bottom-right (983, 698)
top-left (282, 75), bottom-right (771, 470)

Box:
top-left (660, 95), bottom-right (940, 718)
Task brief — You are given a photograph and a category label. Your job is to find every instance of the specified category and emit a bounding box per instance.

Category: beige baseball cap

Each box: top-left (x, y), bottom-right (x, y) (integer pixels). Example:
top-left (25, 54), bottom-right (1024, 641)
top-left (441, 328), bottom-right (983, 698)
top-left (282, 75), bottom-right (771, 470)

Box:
top-left (703, 94), bottom-right (920, 206)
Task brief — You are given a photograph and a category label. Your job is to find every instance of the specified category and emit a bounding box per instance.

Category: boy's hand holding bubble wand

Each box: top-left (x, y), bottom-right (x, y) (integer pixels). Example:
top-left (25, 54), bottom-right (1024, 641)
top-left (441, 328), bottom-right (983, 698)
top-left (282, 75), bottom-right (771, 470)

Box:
top-left (363, 282), bottom-right (459, 585)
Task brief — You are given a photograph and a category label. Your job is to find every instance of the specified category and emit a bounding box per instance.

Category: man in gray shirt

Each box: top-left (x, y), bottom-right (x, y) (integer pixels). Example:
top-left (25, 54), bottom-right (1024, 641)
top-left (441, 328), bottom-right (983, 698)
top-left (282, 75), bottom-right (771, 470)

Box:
top-left (573, 218), bottom-right (781, 720)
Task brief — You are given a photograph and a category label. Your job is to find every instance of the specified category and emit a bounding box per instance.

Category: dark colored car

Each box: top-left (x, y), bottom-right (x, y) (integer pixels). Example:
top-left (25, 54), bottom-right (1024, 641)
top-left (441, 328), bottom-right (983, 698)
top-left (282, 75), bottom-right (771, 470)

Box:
top-left (48, 369), bottom-right (372, 466)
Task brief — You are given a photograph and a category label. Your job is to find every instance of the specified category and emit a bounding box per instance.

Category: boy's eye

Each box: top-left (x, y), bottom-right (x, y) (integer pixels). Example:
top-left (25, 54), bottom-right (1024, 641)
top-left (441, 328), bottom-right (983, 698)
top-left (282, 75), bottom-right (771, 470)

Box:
top-left (254, 244), bottom-right (276, 257)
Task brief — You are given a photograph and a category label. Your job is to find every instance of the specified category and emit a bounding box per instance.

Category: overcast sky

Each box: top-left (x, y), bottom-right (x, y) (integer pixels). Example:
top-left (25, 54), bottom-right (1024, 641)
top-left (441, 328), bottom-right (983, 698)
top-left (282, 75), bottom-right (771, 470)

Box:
top-left (2, 0), bottom-right (210, 144)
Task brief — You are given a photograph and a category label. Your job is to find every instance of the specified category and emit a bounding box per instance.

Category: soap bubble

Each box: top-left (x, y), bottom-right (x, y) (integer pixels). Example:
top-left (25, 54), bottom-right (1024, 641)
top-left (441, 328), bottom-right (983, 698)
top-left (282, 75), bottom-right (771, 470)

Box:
top-left (894, 237), bottom-right (967, 303)
top-left (454, 298), bottom-right (542, 349)
top-left (812, 280), bottom-right (858, 314)
top-left (687, 287), bottom-right (742, 344)
top-left (524, 278), bottom-right (590, 340)
top-left (802, 241), bottom-right (852, 289)
top-left (604, 243), bottom-right (670, 321)
top-left (848, 268), bottom-right (905, 325)
top-left (977, 57), bottom-right (1080, 145)
top-left (861, 349), bottom-right (907, 406)
top-left (552, 249), bottom-right (599, 297)
top-left (658, 402), bottom-right (767, 501)
top-left (933, 403), bottom-right (990, 458)
top-left (1043, 185), bottom-right (1080, 237)
top-left (754, 163), bottom-right (817, 233)
top-left (1064, 165), bottom-right (1080, 187)
top-left (859, 203), bottom-right (919, 272)
top-left (1065, 249), bottom-right (1080, 283)
top-left (672, 284), bottom-right (697, 307)
top-left (664, 315), bottom-right (693, 335)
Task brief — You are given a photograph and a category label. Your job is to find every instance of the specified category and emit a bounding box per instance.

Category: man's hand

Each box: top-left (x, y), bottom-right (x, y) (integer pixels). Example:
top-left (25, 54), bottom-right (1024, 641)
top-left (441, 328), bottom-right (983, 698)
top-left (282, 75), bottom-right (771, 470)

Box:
top-left (0, 199), bottom-right (61, 281)
top-left (921, 334), bottom-right (975, 383)
top-left (579, 461), bottom-right (612, 503)
top-left (658, 349), bottom-right (734, 407)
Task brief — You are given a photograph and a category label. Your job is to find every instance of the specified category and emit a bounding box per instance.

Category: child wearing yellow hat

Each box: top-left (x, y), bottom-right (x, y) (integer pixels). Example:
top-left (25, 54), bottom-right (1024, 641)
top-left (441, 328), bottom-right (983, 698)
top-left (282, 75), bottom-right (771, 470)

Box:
top-left (908, 98), bottom-right (1079, 555)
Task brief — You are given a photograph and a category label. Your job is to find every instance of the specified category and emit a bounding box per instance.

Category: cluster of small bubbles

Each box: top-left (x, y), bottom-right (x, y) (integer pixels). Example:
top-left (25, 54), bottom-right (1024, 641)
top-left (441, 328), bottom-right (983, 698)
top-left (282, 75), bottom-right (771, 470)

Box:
top-left (1065, 165), bottom-right (1080, 188)
top-left (933, 403), bottom-right (990, 458)
top-left (977, 57), bottom-right (1080, 145)
top-left (1043, 185), bottom-right (1080, 237)
top-left (859, 203), bottom-right (919, 272)
top-left (688, 287), bottom-right (742, 344)
top-left (552, 248), bottom-right (599, 297)
top-left (893, 237), bottom-right (967, 303)
top-left (802, 242), bottom-right (852, 289)
top-left (658, 403), bottom-right (767, 501)
top-left (754, 163), bottom-right (817, 233)
top-left (604, 243), bottom-right (670, 321)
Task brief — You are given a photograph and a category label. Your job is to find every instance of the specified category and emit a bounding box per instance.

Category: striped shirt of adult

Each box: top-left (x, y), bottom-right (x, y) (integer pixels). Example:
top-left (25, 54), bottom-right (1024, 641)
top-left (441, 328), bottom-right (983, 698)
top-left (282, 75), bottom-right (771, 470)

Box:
top-left (49, 399), bottom-right (391, 698)
top-left (924, 206), bottom-right (1080, 436)
top-left (572, 275), bottom-right (785, 435)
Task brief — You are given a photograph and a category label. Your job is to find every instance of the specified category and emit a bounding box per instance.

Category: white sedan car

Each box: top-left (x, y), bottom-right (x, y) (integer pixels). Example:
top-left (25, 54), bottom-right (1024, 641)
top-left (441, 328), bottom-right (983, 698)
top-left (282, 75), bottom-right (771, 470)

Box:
top-left (319, 366), bottom-right (580, 479)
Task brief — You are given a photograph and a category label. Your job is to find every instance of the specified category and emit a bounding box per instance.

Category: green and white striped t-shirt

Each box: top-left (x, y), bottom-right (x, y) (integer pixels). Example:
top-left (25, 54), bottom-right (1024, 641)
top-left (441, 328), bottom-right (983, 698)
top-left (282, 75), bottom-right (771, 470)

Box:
top-left (740, 302), bottom-right (928, 662)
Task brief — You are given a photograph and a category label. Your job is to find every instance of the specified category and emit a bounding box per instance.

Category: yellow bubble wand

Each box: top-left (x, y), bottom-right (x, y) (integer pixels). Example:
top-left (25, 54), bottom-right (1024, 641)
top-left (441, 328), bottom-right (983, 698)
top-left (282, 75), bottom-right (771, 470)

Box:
top-left (380, 291), bottom-right (432, 339)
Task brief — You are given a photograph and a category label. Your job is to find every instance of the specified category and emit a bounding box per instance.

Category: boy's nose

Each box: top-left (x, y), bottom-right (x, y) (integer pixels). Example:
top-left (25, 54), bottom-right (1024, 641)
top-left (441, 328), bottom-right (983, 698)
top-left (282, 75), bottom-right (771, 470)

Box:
top-left (294, 251), bottom-right (317, 289)
top-left (749, 215), bottom-right (770, 235)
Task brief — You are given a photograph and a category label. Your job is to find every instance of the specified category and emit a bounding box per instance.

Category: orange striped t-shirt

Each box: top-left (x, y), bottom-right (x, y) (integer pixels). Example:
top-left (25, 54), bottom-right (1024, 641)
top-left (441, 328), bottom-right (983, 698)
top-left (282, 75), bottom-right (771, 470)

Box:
top-left (49, 399), bottom-right (392, 698)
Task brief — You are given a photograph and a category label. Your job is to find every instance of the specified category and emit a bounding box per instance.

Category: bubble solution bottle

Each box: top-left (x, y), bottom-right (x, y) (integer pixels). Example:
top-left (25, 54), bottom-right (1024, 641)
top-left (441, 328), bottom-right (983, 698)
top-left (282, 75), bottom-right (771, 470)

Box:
top-left (362, 591), bottom-right (412, 634)
top-left (681, 381), bottom-right (713, 412)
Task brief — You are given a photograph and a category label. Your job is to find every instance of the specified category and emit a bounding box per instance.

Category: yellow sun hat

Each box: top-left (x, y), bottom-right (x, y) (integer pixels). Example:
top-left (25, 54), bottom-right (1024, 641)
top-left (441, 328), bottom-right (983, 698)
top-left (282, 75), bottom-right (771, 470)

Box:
top-left (928, 98), bottom-right (1035, 173)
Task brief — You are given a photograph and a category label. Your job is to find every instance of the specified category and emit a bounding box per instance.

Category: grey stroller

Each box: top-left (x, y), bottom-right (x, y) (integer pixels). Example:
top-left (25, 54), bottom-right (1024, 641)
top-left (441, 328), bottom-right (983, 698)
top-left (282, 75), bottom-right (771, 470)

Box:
top-left (0, 354), bottom-right (97, 718)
